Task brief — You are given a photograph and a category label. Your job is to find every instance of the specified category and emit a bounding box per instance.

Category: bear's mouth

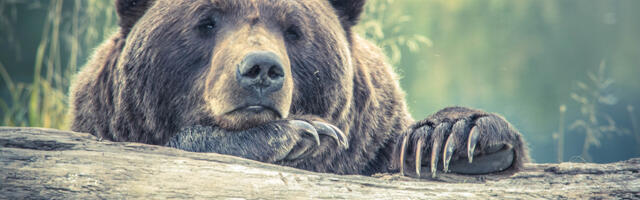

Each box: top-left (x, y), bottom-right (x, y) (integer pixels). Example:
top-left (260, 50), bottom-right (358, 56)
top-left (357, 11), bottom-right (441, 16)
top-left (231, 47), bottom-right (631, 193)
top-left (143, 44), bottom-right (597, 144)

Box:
top-left (227, 105), bottom-right (281, 118)
top-left (214, 103), bottom-right (283, 130)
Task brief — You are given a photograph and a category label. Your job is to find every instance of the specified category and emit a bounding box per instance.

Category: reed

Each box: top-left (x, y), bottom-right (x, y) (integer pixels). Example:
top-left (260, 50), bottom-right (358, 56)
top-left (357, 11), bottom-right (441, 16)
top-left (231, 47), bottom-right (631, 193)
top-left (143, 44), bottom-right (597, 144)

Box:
top-left (568, 61), bottom-right (627, 161)
top-left (0, 0), bottom-right (116, 129)
top-left (553, 104), bottom-right (566, 162)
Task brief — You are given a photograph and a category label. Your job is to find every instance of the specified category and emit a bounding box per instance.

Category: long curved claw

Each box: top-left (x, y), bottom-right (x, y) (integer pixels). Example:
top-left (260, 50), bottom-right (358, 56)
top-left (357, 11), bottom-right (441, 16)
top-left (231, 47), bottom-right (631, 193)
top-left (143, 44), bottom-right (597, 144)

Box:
top-left (467, 126), bottom-right (480, 163)
top-left (430, 139), bottom-right (441, 178)
top-left (443, 120), bottom-right (466, 172)
top-left (290, 120), bottom-right (319, 146)
top-left (415, 137), bottom-right (425, 177)
top-left (442, 135), bottom-right (456, 173)
top-left (325, 123), bottom-right (349, 149)
top-left (399, 134), bottom-right (410, 176)
top-left (313, 122), bottom-right (349, 149)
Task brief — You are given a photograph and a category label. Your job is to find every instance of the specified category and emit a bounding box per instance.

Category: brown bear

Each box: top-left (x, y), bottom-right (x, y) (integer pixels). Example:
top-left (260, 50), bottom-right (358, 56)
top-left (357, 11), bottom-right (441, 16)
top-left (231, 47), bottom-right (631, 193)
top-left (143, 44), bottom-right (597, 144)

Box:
top-left (69, 0), bottom-right (529, 178)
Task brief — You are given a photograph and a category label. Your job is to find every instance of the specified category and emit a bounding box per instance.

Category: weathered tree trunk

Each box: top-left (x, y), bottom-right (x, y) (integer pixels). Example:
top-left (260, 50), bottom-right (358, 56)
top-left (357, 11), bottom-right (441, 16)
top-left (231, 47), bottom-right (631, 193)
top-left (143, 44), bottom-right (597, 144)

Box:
top-left (1, 127), bottom-right (639, 199)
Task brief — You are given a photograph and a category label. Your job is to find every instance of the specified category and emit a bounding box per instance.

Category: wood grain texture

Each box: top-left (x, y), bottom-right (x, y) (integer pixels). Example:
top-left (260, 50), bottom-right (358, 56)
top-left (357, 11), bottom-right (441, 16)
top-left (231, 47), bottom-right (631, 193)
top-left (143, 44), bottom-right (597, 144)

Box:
top-left (1, 127), bottom-right (639, 199)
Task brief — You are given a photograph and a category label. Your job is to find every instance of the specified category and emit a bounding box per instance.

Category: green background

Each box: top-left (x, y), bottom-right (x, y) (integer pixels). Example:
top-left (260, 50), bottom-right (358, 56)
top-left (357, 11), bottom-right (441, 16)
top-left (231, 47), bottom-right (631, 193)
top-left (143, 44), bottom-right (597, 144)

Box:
top-left (1, 0), bottom-right (639, 163)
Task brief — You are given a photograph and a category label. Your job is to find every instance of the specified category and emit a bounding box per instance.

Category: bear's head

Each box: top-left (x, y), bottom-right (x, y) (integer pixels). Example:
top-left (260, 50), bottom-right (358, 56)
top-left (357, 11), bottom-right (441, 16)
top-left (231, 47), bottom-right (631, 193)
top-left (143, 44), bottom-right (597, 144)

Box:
top-left (113, 0), bottom-right (365, 136)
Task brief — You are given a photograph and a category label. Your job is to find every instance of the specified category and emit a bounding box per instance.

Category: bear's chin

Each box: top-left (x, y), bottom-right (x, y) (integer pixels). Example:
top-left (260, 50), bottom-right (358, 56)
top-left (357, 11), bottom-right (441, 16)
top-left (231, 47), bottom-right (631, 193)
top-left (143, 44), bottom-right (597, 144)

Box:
top-left (214, 108), bottom-right (281, 131)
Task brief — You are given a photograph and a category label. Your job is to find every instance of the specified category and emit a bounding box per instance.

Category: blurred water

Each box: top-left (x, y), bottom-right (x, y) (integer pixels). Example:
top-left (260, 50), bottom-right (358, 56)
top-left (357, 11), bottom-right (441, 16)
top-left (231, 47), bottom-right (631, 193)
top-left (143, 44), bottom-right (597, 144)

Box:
top-left (394, 0), bottom-right (640, 163)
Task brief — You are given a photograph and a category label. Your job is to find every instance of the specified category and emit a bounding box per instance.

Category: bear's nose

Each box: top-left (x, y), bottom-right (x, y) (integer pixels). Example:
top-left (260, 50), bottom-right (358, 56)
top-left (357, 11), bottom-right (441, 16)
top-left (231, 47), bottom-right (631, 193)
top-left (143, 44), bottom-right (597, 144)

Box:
top-left (236, 51), bottom-right (285, 97)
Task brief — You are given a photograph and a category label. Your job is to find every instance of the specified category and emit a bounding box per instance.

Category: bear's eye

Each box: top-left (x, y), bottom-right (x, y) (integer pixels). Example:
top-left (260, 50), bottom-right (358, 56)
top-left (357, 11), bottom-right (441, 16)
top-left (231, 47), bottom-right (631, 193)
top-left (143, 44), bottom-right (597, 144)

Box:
top-left (197, 18), bottom-right (217, 35)
top-left (285, 26), bottom-right (302, 41)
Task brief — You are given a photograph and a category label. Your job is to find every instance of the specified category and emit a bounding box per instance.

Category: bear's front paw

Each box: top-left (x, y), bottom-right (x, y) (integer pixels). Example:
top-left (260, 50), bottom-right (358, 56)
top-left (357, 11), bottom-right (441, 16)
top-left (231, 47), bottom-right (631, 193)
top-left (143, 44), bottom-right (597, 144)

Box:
top-left (282, 120), bottom-right (349, 161)
top-left (166, 119), bottom-right (348, 163)
top-left (398, 107), bottom-right (526, 178)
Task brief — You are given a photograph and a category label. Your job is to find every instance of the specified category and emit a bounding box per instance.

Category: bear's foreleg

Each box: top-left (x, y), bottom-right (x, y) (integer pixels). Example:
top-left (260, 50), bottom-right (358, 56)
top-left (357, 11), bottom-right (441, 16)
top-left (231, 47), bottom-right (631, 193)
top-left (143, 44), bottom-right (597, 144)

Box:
top-left (166, 118), bottom-right (348, 164)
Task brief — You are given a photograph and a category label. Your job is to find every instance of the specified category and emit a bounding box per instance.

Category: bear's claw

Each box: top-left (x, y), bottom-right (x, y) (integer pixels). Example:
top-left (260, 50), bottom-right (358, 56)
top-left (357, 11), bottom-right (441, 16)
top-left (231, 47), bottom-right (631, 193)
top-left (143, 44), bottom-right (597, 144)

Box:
top-left (286, 120), bottom-right (349, 161)
top-left (289, 120), bottom-right (349, 149)
top-left (290, 120), bottom-right (320, 146)
top-left (313, 121), bottom-right (349, 149)
top-left (467, 126), bottom-right (480, 164)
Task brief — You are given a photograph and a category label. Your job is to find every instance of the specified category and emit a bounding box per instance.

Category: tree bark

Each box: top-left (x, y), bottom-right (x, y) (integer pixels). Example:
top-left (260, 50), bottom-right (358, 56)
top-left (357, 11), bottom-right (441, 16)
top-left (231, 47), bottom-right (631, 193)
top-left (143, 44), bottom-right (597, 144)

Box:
top-left (1, 127), bottom-right (639, 199)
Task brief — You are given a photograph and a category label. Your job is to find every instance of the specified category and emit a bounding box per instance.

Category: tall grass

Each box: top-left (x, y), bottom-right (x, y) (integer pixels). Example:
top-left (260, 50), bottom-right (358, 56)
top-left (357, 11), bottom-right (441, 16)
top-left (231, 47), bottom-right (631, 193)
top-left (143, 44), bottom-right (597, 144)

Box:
top-left (567, 61), bottom-right (628, 162)
top-left (0, 0), bottom-right (116, 129)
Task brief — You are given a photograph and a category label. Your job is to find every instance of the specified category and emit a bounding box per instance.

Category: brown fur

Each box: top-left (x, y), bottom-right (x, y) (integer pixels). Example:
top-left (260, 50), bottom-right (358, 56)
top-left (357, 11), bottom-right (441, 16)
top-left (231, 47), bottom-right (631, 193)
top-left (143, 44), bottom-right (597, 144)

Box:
top-left (70, 0), bottom-right (528, 176)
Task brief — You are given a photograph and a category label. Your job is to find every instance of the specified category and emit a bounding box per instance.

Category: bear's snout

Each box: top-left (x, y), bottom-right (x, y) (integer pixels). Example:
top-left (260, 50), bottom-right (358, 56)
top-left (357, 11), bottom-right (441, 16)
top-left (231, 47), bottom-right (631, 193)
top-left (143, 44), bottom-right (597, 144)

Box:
top-left (236, 51), bottom-right (284, 97)
top-left (202, 47), bottom-right (293, 130)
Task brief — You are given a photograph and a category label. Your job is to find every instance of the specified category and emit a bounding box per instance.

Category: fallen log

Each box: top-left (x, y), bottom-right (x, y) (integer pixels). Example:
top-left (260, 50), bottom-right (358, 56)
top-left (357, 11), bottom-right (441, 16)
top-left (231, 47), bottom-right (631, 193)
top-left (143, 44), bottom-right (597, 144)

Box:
top-left (1, 127), bottom-right (639, 199)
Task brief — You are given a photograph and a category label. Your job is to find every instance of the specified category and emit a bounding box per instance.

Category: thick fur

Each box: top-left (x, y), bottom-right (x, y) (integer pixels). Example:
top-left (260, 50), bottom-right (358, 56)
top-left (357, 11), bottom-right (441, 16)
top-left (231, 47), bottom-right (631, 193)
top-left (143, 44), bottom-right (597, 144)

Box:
top-left (70, 0), bottom-right (529, 176)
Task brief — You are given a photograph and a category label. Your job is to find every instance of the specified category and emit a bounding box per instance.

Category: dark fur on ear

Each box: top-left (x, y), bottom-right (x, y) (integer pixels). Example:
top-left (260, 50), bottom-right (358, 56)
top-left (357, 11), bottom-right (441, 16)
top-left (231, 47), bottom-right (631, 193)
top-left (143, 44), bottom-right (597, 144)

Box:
top-left (116, 0), bottom-right (155, 36)
top-left (329, 0), bottom-right (366, 29)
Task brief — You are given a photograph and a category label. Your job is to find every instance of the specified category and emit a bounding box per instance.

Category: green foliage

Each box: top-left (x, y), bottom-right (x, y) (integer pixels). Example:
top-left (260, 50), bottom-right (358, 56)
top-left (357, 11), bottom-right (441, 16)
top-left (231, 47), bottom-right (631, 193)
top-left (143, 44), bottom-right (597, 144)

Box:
top-left (0, 0), bottom-right (117, 129)
top-left (355, 0), bottom-right (432, 65)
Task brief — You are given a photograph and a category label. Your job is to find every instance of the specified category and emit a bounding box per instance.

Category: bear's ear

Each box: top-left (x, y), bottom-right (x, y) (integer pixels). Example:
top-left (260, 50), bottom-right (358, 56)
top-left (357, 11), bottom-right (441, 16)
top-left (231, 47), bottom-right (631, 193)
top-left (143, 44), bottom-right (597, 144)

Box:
top-left (329, 0), bottom-right (366, 29)
top-left (116, 0), bottom-right (155, 36)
